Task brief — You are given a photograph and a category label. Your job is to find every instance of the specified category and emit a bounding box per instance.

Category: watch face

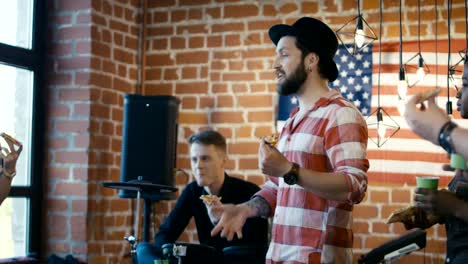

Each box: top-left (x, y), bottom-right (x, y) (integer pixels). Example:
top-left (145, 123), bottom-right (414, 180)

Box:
top-left (283, 163), bottom-right (299, 185)
top-left (284, 173), bottom-right (298, 185)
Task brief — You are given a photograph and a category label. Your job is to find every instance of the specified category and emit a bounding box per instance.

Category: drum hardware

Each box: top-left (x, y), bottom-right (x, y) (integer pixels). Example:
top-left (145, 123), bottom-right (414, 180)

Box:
top-left (102, 177), bottom-right (178, 264)
top-left (162, 243), bottom-right (217, 264)
top-left (172, 244), bottom-right (187, 264)
top-left (358, 228), bottom-right (426, 264)
top-left (124, 234), bottom-right (138, 262)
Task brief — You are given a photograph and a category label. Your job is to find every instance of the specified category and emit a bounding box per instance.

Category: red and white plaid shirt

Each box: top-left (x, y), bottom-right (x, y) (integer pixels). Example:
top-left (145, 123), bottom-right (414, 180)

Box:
top-left (256, 89), bottom-right (369, 264)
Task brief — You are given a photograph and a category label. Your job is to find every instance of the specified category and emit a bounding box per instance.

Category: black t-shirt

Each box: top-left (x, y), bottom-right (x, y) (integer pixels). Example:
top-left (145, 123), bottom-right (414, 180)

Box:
top-left (154, 174), bottom-right (269, 253)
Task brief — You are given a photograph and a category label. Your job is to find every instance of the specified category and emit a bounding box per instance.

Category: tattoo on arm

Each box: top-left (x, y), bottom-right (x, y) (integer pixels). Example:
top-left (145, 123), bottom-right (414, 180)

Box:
top-left (246, 196), bottom-right (271, 218)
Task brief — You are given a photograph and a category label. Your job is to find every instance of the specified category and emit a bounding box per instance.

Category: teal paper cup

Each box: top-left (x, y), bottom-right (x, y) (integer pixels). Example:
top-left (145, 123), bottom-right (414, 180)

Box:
top-left (416, 176), bottom-right (439, 190)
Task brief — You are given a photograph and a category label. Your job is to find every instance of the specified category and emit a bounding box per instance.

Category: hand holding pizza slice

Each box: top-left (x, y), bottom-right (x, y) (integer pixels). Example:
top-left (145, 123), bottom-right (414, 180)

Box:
top-left (200, 194), bottom-right (223, 225)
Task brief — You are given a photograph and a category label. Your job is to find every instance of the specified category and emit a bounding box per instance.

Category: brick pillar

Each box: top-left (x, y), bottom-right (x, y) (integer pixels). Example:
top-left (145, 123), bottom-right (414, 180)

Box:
top-left (45, 0), bottom-right (140, 263)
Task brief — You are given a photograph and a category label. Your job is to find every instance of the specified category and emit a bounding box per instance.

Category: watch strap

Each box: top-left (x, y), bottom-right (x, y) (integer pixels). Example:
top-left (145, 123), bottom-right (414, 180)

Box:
top-left (438, 121), bottom-right (457, 154)
top-left (283, 162), bottom-right (300, 185)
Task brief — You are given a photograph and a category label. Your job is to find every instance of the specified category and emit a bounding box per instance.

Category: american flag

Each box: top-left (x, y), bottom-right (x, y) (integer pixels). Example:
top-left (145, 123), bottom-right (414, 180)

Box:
top-left (366, 40), bottom-right (468, 185)
top-left (277, 40), bottom-right (467, 186)
top-left (330, 44), bottom-right (373, 116)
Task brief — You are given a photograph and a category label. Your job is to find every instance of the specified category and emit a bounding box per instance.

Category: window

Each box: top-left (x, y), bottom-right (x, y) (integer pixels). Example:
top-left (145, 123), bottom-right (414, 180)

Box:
top-left (0, 1), bottom-right (33, 49)
top-left (0, 0), bottom-right (45, 259)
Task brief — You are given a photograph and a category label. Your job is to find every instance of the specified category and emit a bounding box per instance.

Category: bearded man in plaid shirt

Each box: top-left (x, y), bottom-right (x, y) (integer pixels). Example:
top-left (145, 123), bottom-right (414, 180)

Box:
top-left (212, 17), bottom-right (369, 264)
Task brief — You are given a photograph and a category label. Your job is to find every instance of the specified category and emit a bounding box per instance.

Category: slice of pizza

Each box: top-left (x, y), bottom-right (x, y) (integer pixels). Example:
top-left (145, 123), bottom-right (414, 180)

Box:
top-left (200, 194), bottom-right (222, 206)
top-left (263, 133), bottom-right (279, 147)
top-left (387, 205), bottom-right (443, 230)
top-left (416, 87), bottom-right (441, 104)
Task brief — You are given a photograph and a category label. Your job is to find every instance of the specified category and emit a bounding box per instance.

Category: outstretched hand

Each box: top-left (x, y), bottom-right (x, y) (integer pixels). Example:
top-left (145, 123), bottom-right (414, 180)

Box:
top-left (211, 204), bottom-right (249, 241)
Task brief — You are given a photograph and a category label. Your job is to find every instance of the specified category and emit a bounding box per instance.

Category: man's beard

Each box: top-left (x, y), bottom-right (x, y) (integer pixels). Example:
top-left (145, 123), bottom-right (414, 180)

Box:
top-left (277, 63), bottom-right (307, 96)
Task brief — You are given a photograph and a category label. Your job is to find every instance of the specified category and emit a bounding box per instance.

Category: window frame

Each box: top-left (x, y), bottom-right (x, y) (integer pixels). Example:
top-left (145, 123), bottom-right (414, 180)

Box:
top-left (0, 0), bottom-right (46, 259)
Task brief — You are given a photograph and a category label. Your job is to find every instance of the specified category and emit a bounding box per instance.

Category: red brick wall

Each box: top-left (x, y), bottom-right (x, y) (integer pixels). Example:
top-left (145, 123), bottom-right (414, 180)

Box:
top-left (44, 0), bottom-right (467, 263)
top-left (46, 0), bottom-right (140, 262)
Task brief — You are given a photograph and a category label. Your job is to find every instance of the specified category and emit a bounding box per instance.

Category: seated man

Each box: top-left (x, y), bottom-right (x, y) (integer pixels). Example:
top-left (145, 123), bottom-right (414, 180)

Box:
top-left (137, 130), bottom-right (268, 263)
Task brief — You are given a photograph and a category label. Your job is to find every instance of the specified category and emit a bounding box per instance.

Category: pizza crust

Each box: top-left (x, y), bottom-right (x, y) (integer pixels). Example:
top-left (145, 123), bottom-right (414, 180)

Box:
top-left (200, 194), bottom-right (222, 206)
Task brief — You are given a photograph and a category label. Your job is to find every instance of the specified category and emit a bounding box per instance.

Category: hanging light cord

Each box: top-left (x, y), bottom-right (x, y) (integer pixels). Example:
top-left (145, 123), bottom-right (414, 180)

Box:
top-left (448, 0), bottom-right (452, 102)
top-left (418, 0), bottom-right (421, 54)
top-left (465, 0), bottom-right (468, 56)
top-left (378, 0), bottom-right (383, 108)
top-left (435, 0), bottom-right (438, 88)
top-left (399, 0), bottom-right (403, 70)
top-left (358, 0), bottom-right (361, 17)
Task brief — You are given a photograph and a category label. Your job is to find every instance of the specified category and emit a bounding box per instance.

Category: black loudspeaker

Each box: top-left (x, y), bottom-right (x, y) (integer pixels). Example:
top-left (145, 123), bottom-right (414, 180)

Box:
top-left (119, 94), bottom-right (180, 200)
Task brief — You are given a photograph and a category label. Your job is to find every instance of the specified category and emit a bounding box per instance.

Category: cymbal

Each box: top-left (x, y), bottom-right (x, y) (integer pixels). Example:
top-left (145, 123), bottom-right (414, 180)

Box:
top-left (101, 180), bottom-right (178, 193)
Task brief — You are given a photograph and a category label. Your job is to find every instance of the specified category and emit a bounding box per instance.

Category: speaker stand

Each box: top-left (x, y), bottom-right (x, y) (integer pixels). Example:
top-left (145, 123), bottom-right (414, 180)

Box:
top-left (101, 179), bottom-right (178, 262)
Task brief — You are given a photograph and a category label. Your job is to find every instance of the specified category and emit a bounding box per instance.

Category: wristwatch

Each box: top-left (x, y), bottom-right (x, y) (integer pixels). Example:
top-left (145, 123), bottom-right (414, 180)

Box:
top-left (283, 162), bottom-right (300, 185)
top-left (438, 121), bottom-right (457, 154)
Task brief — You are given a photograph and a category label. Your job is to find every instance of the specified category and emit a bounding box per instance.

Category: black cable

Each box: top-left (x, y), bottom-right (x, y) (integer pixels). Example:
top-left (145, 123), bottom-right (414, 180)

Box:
top-left (358, 0), bottom-right (361, 16)
top-left (448, 0), bottom-right (451, 103)
top-left (446, 0), bottom-right (454, 115)
top-left (465, 0), bottom-right (468, 55)
top-left (418, 0), bottom-right (421, 54)
top-left (399, 0), bottom-right (403, 70)
top-left (378, 0), bottom-right (383, 107)
top-left (435, 0), bottom-right (438, 88)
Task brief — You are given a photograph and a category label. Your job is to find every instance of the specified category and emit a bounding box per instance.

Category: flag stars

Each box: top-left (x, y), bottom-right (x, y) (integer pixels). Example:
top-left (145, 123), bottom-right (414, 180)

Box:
top-left (362, 76), bottom-right (370, 84)
top-left (354, 100), bottom-right (361, 107)
top-left (332, 45), bottom-right (372, 116)
top-left (340, 54), bottom-right (349, 63)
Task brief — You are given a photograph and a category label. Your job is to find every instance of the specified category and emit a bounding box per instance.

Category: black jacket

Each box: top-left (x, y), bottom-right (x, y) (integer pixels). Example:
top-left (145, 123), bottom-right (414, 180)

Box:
top-left (154, 174), bottom-right (269, 253)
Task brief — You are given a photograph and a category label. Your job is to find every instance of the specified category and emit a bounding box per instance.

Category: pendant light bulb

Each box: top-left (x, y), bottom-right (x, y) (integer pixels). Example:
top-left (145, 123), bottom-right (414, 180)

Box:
top-left (377, 109), bottom-right (386, 138)
top-left (377, 120), bottom-right (386, 138)
top-left (355, 17), bottom-right (365, 48)
top-left (446, 101), bottom-right (453, 118)
top-left (398, 68), bottom-right (408, 100)
top-left (416, 56), bottom-right (425, 82)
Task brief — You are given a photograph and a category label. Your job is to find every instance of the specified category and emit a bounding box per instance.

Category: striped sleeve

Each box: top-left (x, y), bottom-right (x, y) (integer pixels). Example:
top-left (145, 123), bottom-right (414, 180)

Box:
top-left (324, 105), bottom-right (369, 204)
